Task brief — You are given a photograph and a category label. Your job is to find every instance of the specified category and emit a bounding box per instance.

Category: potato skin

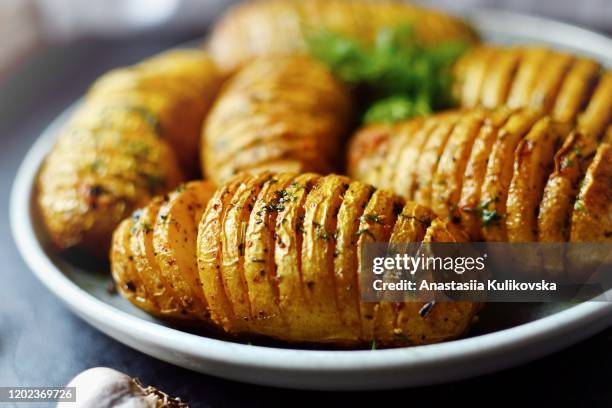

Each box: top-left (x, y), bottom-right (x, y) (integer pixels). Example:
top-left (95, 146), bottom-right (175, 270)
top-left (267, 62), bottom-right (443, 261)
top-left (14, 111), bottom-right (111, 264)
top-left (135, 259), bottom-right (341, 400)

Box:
top-left (112, 173), bottom-right (480, 347)
top-left (207, 0), bottom-right (479, 73)
top-left (37, 50), bottom-right (221, 257)
top-left (202, 55), bottom-right (352, 185)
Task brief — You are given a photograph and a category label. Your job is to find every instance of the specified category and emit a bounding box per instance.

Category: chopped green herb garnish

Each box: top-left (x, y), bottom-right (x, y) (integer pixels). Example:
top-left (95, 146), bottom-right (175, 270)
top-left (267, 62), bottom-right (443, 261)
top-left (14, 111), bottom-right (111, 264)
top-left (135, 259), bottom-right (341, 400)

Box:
top-left (355, 228), bottom-right (375, 239)
top-left (362, 214), bottom-right (384, 224)
top-left (481, 209), bottom-right (501, 226)
top-left (572, 146), bottom-right (583, 158)
top-left (308, 25), bottom-right (468, 123)
top-left (561, 156), bottom-right (573, 169)
top-left (574, 198), bottom-right (586, 212)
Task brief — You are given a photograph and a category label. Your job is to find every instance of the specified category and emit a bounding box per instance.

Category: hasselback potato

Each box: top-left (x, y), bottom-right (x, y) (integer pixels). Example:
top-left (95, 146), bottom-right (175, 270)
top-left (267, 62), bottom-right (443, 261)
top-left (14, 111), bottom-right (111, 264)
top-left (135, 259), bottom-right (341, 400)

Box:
top-left (38, 50), bottom-right (222, 256)
top-left (207, 0), bottom-right (479, 72)
top-left (201, 55), bottom-right (353, 185)
top-left (347, 106), bottom-right (611, 246)
top-left (112, 173), bottom-right (480, 347)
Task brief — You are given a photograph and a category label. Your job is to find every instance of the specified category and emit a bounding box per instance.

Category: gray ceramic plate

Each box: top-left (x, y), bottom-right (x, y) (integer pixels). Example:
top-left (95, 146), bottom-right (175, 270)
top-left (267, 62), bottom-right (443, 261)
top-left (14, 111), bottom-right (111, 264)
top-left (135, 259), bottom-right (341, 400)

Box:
top-left (10, 9), bottom-right (612, 390)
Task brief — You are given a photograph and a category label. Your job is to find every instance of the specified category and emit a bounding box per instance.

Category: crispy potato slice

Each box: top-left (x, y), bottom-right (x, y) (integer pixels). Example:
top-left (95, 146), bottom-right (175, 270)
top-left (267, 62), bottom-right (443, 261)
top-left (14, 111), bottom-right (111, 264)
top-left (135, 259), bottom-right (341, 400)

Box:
top-left (506, 48), bottom-right (550, 109)
top-left (153, 181), bottom-right (215, 321)
top-left (552, 58), bottom-right (601, 123)
top-left (480, 110), bottom-right (542, 241)
top-left (431, 110), bottom-right (484, 222)
top-left (395, 218), bottom-right (477, 345)
top-left (243, 173), bottom-right (296, 336)
top-left (458, 109), bottom-right (513, 240)
top-left (570, 144), bottom-right (612, 242)
top-left (299, 175), bottom-right (353, 339)
top-left (346, 123), bottom-right (393, 185)
top-left (480, 48), bottom-right (522, 108)
top-left (529, 52), bottom-right (574, 114)
top-left (567, 144), bottom-right (612, 275)
top-left (219, 173), bottom-right (272, 330)
top-left (390, 202), bottom-right (435, 244)
top-left (413, 116), bottom-right (459, 207)
top-left (577, 71), bottom-right (612, 138)
top-left (458, 46), bottom-right (498, 108)
top-left (197, 174), bottom-right (251, 330)
top-left (507, 118), bottom-right (567, 242)
top-left (391, 117), bottom-right (437, 199)
top-left (356, 190), bottom-right (402, 342)
top-left (274, 174), bottom-right (321, 340)
top-left (130, 197), bottom-right (189, 320)
top-left (333, 181), bottom-right (375, 337)
top-left (214, 137), bottom-right (332, 182)
top-left (111, 217), bottom-right (158, 315)
top-left (538, 130), bottom-right (599, 243)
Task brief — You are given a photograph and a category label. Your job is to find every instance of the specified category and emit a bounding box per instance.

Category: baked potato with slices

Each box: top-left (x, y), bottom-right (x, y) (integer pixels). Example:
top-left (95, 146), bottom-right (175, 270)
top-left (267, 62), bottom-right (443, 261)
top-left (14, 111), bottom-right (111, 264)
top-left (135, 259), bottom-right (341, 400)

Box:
top-left (37, 50), bottom-right (222, 257)
top-left (348, 106), bottom-right (612, 247)
top-left (111, 173), bottom-right (480, 347)
top-left (201, 55), bottom-right (353, 185)
top-left (206, 0), bottom-right (479, 73)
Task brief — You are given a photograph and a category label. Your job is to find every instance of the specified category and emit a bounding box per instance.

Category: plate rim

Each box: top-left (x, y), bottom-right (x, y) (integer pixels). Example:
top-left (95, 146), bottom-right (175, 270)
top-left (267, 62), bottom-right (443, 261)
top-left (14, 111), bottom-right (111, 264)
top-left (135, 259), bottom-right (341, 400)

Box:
top-left (10, 9), bottom-right (612, 389)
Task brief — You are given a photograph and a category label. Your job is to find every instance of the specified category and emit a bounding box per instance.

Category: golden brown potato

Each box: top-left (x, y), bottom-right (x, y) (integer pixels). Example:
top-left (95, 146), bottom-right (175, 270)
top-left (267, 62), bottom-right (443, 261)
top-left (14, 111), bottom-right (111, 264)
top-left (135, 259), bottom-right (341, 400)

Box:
top-left (37, 50), bottom-right (222, 257)
top-left (112, 173), bottom-right (481, 347)
top-left (348, 106), bottom-right (609, 244)
top-left (202, 55), bottom-right (353, 185)
top-left (207, 0), bottom-right (479, 73)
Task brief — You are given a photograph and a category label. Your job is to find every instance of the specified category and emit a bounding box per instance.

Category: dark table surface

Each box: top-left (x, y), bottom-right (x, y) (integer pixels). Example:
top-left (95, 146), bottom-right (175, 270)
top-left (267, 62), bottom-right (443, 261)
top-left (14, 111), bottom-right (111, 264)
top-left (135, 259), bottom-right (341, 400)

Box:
top-left (2, 32), bottom-right (612, 407)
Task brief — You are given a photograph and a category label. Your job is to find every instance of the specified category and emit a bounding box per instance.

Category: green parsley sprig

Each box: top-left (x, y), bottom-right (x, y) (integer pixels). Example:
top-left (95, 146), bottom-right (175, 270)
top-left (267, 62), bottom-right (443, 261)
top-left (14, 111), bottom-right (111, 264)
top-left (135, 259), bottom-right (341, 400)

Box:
top-left (307, 25), bottom-right (468, 123)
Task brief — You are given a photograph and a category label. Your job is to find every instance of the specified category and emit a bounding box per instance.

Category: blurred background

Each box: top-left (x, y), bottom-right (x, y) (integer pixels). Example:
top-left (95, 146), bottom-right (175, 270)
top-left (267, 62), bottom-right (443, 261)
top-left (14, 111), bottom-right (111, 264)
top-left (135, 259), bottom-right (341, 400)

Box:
top-left (1, 0), bottom-right (611, 78)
